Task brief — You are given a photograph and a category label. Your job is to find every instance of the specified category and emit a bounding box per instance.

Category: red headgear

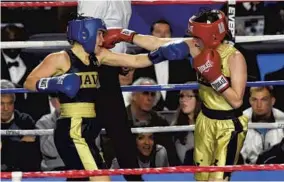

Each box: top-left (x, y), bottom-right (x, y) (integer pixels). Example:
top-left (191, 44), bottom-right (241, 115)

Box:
top-left (188, 10), bottom-right (228, 48)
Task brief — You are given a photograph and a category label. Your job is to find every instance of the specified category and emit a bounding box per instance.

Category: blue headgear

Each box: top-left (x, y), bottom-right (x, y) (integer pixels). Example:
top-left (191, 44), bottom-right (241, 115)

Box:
top-left (67, 17), bottom-right (106, 54)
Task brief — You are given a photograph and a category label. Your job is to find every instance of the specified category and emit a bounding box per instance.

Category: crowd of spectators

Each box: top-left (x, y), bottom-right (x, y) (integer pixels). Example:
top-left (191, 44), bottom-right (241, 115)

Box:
top-left (1, 1), bottom-right (283, 174)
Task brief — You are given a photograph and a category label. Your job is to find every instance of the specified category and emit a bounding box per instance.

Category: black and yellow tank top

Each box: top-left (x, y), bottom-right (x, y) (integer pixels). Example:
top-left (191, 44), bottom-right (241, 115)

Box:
top-left (57, 49), bottom-right (100, 104)
top-left (198, 43), bottom-right (237, 110)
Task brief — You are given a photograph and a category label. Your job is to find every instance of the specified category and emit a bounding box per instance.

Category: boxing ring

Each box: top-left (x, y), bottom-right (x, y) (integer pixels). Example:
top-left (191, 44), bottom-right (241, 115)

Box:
top-left (1, 0), bottom-right (284, 181)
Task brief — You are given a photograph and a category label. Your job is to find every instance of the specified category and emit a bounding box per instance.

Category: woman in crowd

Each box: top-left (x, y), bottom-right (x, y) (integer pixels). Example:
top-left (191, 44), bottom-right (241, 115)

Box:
top-left (172, 88), bottom-right (201, 165)
top-left (111, 132), bottom-right (169, 168)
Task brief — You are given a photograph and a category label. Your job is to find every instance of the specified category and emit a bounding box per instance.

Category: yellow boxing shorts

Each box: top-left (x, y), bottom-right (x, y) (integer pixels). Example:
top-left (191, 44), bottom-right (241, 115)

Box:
top-left (194, 104), bottom-right (248, 181)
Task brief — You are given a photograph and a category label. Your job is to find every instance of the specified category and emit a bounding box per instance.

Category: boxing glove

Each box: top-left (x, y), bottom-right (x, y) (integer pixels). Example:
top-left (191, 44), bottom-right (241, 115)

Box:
top-left (148, 40), bottom-right (190, 64)
top-left (36, 73), bottom-right (81, 98)
top-left (103, 28), bottom-right (137, 49)
top-left (193, 49), bottom-right (229, 93)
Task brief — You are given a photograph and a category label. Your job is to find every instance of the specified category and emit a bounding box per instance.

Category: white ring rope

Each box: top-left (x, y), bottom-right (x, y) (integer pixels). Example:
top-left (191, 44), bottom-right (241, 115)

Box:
top-left (1, 35), bottom-right (284, 49)
top-left (1, 41), bottom-right (69, 49)
top-left (2, 122), bottom-right (284, 136)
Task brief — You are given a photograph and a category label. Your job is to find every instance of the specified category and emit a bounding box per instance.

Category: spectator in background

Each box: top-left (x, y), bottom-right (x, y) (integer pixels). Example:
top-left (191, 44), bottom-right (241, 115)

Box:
top-left (171, 88), bottom-right (201, 165)
top-left (1, 24), bottom-right (50, 121)
top-left (1, 79), bottom-right (41, 172)
top-left (36, 94), bottom-right (65, 171)
top-left (78, 1), bottom-right (143, 181)
top-left (119, 68), bottom-right (135, 107)
top-left (132, 19), bottom-right (196, 111)
top-left (237, 2), bottom-right (265, 16)
top-left (125, 77), bottom-right (180, 166)
top-left (1, 24), bottom-right (30, 86)
top-left (111, 132), bottom-right (169, 168)
top-left (264, 2), bottom-right (284, 35)
top-left (126, 77), bottom-right (164, 127)
top-left (221, 2), bottom-right (265, 17)
top-left (241, 87), bottom-right (284, 164)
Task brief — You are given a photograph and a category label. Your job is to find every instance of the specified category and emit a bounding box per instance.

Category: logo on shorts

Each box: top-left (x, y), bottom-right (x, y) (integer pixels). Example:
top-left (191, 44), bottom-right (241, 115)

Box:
top-left (197, 60), bottom-right (213, 73)
top-left (212, 159), bottom-right (219, 166)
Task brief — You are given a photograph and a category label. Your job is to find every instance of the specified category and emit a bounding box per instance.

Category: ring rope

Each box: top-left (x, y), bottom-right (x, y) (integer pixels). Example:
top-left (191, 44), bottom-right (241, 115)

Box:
top-left (2, 35), bottom-right (284, 49)
top-left (1, 0), bottom-right (254, 8)
top-left (2, 122), bottom-right (284, 136)
top-left (1, 81), bottom-right (284, 94)
top-left (1, 41), bottom-right (69, 49)
top-left (1, 164), bottom-right (284, 179)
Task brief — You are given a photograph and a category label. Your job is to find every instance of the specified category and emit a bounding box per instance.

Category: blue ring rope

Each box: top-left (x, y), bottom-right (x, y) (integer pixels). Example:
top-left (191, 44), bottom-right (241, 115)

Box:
top-left (1, 80), bottom-right (283, 94)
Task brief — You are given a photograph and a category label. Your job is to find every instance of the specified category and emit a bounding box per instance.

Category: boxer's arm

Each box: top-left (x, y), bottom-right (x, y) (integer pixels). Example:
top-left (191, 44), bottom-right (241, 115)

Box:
top-left (103, 30), bottom-right (173, 51)
top-left (99, 49), bottom-right (152, 68)
top-left (133, 35), bottom-right (193, 52)
top-left (221, 51), bottom-right (247, 109)
top-left (132, 34), bottom-right (172, 51)
top-left (24, 52), bottom-right (68, 91)
top-left (99, 41), bottom-right (189, 68)
top-left (104, 28), bottom-right (193, 52)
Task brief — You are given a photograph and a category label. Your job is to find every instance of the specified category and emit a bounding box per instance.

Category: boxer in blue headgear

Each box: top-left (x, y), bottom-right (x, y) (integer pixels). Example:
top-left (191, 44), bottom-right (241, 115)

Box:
top-left (67, 16), bottom-right (107, 54)
top-left (24, 16), bottom-right (111, 181)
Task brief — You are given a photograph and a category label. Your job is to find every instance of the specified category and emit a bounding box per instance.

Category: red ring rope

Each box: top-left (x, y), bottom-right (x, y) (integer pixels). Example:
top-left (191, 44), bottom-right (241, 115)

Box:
top-left (1, 164), bottom-right (284, 179)
top-left (0, 1), bottom-right (229, 8)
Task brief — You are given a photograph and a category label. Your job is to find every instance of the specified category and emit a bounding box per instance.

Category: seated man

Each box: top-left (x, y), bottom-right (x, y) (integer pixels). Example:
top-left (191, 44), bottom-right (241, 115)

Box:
top-left (1, 79), bottom-right (41, 172)
top-left (241, 86), bottom-right (284, 164)
top-left (36, 94), bottom-right (65, 171)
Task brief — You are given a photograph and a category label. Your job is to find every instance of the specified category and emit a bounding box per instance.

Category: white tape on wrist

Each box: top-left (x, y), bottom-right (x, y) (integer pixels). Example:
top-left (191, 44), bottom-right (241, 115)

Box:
top-left (38, 78), bottom-right (50, 90)
top-left (211, 75), bottom-right (229, 92)
top-left (121, 29), bottom-right (135, 36)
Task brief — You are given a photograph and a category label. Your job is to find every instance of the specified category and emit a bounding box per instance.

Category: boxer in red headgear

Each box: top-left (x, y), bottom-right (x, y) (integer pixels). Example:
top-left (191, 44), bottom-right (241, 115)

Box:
top-left (188, 9), bottom-right (228, 49)
top-left (103, 9), bottom-right (248, 181)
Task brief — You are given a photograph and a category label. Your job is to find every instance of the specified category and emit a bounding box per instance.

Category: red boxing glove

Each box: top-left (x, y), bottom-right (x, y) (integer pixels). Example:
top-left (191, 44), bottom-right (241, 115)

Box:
top-left (193, 49), bottom-right (229, 93)
top-left (103, 28), bottom-right (136, 49)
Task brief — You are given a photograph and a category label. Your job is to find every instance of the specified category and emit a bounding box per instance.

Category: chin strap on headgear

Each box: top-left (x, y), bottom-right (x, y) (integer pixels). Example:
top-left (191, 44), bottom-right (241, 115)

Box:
top-left (67, 17), bottom-right (107, 54)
